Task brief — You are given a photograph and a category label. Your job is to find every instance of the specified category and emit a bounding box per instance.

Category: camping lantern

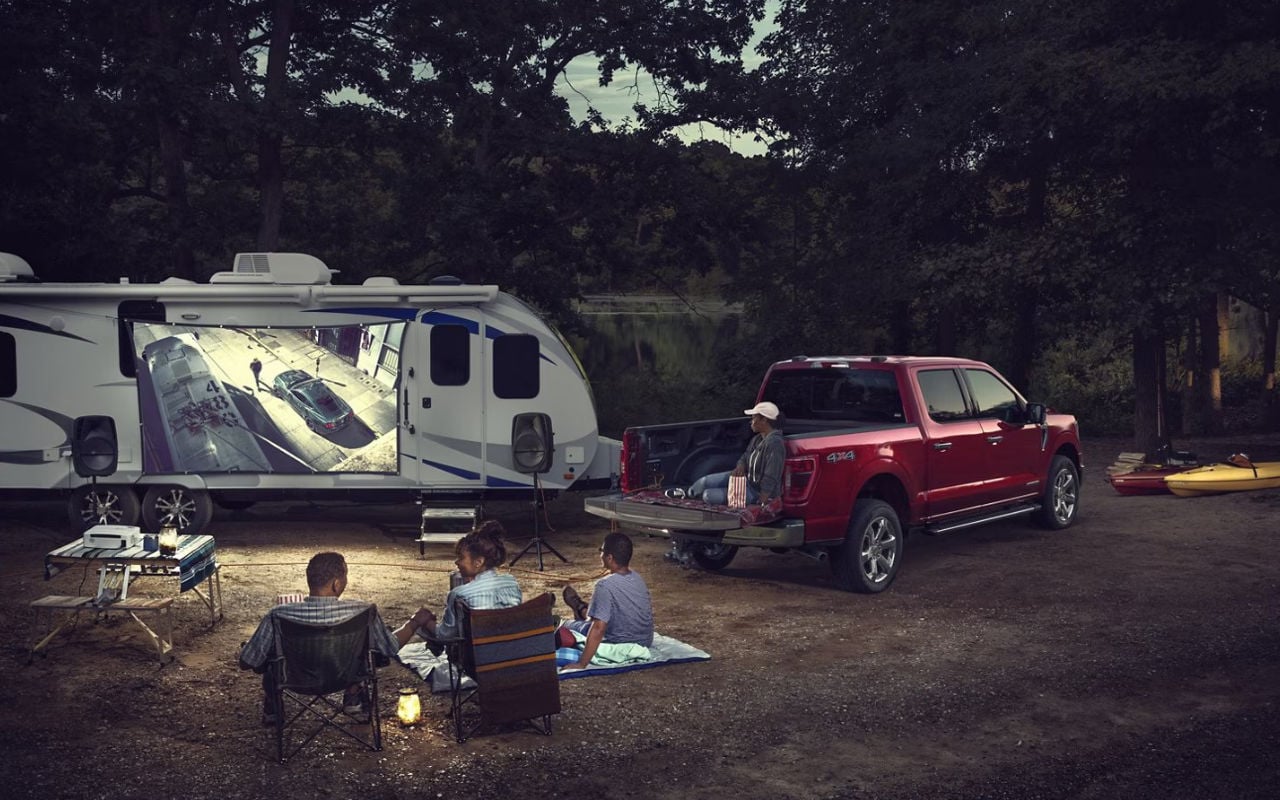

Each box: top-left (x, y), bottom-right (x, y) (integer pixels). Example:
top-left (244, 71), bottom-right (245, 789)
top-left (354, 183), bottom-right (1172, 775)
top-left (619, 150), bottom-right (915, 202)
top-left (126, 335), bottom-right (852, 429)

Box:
top-left (396, 687), bottom-right (421, 726)
top-left (158, 526), bottom-right (179, 555)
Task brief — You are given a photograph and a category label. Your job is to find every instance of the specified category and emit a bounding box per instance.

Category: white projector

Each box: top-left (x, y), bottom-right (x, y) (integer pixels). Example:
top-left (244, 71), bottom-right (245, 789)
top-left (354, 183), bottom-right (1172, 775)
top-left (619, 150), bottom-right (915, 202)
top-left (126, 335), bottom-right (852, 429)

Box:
top-left (83, 524), bottom-right (143, 550)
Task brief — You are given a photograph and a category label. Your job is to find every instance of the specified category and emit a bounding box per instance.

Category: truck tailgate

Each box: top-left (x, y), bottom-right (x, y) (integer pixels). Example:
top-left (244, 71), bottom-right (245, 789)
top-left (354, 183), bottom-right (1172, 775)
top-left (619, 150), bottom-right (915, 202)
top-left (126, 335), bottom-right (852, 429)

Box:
top-left (584, 491), bottom-right (806, 547)
top-left (585, 492), bottom-right (746, 531)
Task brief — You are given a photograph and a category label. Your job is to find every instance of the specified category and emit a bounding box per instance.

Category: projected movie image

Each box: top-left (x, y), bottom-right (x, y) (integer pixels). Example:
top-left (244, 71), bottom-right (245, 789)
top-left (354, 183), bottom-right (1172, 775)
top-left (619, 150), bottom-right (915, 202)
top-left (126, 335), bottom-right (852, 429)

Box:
top-left (133, 322), bottom-right (404, 475)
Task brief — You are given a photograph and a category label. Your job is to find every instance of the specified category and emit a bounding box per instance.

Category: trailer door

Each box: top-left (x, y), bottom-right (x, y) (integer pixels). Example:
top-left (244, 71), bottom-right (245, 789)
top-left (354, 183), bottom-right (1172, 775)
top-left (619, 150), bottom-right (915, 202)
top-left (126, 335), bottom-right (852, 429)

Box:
top-left (404, 309), bottom-right (486, 487)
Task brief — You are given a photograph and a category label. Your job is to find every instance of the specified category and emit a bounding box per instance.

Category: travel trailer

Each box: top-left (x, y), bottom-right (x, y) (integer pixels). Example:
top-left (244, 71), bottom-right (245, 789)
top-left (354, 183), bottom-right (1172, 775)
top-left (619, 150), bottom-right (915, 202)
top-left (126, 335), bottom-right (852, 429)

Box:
top-left (0, 251), bottom-right (618, 532)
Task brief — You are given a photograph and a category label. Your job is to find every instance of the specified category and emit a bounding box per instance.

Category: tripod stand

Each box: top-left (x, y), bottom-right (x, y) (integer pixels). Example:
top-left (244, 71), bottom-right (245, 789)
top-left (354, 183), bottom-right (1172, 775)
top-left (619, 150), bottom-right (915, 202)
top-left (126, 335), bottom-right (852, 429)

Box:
top-left (508, 474), bottom-right (567, 570)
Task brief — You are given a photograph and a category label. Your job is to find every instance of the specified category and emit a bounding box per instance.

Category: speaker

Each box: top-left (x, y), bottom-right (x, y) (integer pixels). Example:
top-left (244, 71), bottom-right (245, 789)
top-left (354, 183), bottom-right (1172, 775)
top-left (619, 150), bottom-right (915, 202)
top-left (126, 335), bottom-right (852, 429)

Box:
top-left (72, 415), bottom-right (118, 477)
top-left (511, 413), bottom-right (554, 474)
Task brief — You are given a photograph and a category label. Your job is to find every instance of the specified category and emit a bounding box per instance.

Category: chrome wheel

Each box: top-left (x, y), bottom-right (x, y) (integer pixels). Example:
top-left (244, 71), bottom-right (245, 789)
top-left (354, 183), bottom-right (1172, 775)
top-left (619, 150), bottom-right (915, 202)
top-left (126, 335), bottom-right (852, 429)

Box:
top-left (141, 485), bottom-right (213, 534)
top-left (1037, 455), bottom-right (1080, 530)
top-left (859, 516), bottom-right (898, 586)
top-left (67, 485), bottom-right (140, 531)
top-left (831, 498), bottom-right (904, 593)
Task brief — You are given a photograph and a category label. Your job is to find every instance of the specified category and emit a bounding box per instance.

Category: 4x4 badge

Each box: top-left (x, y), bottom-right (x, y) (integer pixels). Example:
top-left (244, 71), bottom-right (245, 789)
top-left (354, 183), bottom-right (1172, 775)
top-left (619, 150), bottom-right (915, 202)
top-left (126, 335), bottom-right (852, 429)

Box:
top-left (826, 451), bottom-right (856, 463)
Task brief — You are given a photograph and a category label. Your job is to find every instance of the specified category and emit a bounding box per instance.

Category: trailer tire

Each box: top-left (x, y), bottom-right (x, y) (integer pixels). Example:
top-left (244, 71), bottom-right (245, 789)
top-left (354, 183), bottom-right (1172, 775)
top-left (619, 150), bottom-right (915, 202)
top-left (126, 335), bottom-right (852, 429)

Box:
top-left (68, 485), bottom-right (140, 532)
top-left (141, 486), bottom-right (213, 534)
top-left (830, 498), bottom-right (903, 594)
top-left (690, 542), bottom-right (738, 571)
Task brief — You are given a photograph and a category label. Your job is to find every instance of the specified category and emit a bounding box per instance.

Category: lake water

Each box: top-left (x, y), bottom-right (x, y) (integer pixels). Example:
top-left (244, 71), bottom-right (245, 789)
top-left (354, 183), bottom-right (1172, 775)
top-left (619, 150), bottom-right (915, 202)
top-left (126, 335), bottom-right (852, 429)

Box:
top-left (568, 297), bottom-right (747, 437)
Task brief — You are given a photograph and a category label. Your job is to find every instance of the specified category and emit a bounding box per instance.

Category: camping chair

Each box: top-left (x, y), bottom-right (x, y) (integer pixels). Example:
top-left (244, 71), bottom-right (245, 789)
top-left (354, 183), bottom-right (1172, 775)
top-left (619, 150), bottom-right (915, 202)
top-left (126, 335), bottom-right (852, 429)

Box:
top-left (266, 605), bottom-right (384, 762)
top-left (426, 592), bottom-right (560, 743)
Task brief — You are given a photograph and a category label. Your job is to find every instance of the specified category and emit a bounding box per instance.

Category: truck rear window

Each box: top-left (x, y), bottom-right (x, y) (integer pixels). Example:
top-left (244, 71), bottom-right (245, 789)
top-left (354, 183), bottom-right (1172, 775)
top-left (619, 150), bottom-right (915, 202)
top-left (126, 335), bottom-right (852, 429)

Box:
top-left (763, 369), bottom-right (903, 423)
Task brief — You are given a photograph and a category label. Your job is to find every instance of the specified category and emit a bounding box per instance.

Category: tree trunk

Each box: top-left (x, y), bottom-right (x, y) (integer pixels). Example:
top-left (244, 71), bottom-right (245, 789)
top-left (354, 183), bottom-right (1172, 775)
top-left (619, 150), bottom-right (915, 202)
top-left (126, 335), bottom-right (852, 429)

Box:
top-left (1193, 292), bottom-right (1224, 434)
top-left (1181, 321), bottom-right (1197, 436)
top-left (1133, 326), bottom-right (1166, 457)
top-left (148, 1), bottom-right (194, 278)
top-left (1262, 303), bottom-right (1277, 394)
top-left (255, 0), bottom-right (295, 251)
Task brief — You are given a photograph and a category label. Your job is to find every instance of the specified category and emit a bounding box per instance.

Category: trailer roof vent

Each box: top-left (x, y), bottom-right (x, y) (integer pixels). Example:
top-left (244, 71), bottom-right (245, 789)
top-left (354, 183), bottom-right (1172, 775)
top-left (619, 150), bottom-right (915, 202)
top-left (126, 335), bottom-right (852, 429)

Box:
top-left (210, 252), bottom-right (335, 285)
top-left (428, 275), bottom-right (465, 286)
top-left (0, 252), bottom-right (37, 282)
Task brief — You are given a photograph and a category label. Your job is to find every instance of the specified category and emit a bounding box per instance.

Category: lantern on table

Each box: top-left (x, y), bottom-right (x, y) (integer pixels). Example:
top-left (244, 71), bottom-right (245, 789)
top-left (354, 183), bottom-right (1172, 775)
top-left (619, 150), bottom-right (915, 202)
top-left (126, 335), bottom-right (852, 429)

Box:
top-left (158, 525), bottom-right (179, 555)
top-left (396, 687), bottom-right (422, 726)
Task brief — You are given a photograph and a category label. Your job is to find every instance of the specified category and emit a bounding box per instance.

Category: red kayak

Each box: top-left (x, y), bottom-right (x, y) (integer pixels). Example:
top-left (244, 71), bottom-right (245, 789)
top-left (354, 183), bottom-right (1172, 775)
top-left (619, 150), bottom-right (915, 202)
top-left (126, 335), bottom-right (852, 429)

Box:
top-left (1107, 466), bottom-right (1191, 495)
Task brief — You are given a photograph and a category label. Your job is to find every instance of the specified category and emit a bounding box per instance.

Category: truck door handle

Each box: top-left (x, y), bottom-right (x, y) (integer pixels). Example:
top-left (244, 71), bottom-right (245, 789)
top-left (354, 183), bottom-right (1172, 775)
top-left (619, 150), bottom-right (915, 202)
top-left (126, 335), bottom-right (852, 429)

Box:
top-left (986, 435), bottom-right (1003, 445)
top-left (933, 442), bottom-right (952, 452)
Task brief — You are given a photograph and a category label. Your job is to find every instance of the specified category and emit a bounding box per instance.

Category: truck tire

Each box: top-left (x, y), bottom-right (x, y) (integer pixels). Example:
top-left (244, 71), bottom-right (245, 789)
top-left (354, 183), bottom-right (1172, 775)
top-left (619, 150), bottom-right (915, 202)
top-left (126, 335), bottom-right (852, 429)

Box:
top-left (830, 498), bottom-right (903, 594)
top-left (690, 542), bottom-right (738, 571)
top-left (1036, 455), bottom-right (1079, 530)
top-left (141, 485), bottom-right (213, 534)
top-left (67, 485), bottom-right (140, 532)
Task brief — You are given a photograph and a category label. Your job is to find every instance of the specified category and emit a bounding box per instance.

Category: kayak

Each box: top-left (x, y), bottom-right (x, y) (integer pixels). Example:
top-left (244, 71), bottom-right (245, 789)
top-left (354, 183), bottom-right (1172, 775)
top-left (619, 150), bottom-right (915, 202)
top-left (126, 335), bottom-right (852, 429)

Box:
top-left (1107, 466), bottom-right (1191, 496)
top-left (1164, 460), bottom-right (1280, 497)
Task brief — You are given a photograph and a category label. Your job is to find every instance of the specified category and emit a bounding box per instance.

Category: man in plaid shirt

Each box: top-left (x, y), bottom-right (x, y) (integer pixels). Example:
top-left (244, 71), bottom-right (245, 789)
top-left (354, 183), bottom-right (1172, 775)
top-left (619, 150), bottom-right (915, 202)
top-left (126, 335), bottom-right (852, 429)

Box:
top-left (239, 552), bottom-right (429, 724)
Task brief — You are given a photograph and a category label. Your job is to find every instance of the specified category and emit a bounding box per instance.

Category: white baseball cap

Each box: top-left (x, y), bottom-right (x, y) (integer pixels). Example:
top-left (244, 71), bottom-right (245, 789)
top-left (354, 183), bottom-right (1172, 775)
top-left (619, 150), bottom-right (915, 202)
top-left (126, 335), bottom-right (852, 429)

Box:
top-left (743, 401), bottom-right (780, 420)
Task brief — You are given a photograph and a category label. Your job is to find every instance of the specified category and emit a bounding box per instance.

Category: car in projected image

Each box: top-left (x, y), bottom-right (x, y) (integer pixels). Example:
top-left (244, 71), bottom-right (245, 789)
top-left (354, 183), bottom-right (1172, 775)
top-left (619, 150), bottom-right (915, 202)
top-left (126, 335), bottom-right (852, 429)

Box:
top-left (271, 369), bottom-right (354, 433)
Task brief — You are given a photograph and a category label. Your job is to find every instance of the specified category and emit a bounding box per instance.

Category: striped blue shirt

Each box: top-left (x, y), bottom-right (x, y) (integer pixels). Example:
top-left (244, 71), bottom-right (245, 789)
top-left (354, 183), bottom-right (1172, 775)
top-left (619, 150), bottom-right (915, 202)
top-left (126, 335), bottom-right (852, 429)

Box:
top-left (239, 596), bottom-right (403, 669)
top-left (435, 569), bottom-right (523, 640)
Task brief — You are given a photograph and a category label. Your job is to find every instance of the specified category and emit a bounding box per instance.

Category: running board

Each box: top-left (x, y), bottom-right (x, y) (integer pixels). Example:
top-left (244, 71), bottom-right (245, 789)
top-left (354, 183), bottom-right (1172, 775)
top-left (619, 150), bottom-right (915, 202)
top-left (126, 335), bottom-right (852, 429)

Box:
top-left (924, 503), bottom-right (1038, 535)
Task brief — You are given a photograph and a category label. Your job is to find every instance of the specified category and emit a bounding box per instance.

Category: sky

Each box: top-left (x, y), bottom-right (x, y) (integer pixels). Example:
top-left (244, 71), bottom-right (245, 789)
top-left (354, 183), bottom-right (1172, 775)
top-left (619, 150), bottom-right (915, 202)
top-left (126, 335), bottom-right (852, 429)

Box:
top-left (554, 2), bottom-right (779, 156)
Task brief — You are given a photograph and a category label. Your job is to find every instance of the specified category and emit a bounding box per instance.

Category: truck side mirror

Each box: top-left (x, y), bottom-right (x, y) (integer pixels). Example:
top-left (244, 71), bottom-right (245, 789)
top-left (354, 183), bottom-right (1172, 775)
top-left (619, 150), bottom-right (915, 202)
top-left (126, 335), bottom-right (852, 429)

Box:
top-left (1025, 403), bottom-right (1047, 425)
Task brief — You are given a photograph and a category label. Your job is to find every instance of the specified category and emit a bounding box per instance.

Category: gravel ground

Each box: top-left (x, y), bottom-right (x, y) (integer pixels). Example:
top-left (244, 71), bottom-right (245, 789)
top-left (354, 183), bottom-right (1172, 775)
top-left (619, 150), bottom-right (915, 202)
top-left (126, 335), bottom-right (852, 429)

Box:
top-left (1, 434), bottom-right (1278, 799)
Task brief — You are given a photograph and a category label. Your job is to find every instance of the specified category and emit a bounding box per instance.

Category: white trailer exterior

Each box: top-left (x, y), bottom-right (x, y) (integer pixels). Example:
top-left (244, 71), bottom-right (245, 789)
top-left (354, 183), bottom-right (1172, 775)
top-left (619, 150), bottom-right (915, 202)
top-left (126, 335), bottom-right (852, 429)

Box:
top-left (0, 252), bottom-right (618, 531)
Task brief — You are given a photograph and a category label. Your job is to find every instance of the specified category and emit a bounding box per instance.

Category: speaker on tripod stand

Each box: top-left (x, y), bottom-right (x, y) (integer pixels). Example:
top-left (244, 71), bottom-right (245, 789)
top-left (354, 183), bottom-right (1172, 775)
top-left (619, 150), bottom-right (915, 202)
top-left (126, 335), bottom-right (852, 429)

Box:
top-left (508, 413), bottom-right (566, 570)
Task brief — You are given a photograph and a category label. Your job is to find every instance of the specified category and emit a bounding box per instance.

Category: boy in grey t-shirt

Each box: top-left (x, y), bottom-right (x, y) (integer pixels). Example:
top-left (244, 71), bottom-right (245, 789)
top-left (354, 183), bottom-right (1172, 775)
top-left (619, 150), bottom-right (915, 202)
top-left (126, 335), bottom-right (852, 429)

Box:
top-left (560, 532), bottom-right (654, 667)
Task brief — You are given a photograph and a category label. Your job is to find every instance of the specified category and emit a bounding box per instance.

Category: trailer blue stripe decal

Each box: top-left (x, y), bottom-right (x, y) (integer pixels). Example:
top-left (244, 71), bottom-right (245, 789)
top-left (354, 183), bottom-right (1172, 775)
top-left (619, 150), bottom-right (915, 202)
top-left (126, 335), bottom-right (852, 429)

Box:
top-left (419, 458), bottom-right (481, 480)
top-left (0, 314), bottom-right (94, 343)
top-left (485, 475), bottom-right (532, 488)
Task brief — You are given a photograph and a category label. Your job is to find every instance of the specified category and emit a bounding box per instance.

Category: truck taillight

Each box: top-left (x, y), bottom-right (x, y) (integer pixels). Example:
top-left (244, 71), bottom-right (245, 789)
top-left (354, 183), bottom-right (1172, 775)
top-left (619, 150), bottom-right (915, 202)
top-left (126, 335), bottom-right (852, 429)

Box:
top-left (620, 429), bottom-right (644, 492)
top-left (784, 456), bottom-right (817, 503)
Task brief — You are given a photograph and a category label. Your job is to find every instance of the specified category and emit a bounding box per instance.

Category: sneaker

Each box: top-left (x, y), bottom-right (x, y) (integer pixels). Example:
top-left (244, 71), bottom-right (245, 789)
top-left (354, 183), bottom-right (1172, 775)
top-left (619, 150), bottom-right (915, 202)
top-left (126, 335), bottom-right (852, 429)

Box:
top-left (562, 585), bottom-right (588, 621)
top-left (664, 488), bottom-right (686, 499)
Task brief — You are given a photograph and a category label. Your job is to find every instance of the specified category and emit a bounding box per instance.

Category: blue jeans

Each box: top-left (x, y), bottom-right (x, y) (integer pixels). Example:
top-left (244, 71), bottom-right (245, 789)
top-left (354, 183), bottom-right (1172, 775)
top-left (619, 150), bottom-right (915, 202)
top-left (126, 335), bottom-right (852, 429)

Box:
top-left (689, 471), bottom-right (759, 505)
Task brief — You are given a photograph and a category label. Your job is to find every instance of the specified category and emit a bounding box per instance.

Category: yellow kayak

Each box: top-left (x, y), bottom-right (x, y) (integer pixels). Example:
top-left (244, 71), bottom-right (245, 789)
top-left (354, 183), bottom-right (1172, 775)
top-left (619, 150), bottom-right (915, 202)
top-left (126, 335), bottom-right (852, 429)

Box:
top-left (1164, 459), bottom-right (1280, 497)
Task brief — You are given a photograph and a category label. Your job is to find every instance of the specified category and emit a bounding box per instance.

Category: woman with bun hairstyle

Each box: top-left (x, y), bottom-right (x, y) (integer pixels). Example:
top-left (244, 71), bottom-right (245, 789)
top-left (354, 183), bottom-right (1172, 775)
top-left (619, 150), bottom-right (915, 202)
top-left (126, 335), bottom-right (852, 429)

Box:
top-left (407, 519), bottom-right (523, 641)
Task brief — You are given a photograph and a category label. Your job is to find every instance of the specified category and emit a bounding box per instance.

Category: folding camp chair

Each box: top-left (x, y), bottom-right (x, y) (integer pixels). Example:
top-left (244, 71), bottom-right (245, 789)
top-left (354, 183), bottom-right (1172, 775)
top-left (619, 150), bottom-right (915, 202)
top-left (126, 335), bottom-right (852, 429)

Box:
top-left (266, 605), bottom-right (384, 762)
top-left (427, 592), bottom-right (560, 743)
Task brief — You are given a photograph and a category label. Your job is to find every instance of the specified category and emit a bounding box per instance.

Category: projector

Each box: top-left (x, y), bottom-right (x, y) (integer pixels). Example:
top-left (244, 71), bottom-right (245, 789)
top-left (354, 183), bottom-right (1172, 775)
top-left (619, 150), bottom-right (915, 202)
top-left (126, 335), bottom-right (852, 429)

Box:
top-left (83, 524), bottom-right (143, 550)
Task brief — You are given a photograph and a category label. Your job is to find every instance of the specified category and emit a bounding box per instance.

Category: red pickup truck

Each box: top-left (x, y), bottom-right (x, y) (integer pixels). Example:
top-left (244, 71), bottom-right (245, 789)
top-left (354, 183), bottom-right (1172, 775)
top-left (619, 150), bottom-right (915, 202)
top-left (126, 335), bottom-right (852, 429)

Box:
top-left (584, 356), bottom-right (1082, 593)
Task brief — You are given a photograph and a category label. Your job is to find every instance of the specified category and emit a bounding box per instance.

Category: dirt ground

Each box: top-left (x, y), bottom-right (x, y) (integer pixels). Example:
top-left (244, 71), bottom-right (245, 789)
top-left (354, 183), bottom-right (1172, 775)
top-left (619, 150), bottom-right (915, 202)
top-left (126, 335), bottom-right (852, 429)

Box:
top-left (1, 435), bottom-right (1278, 800)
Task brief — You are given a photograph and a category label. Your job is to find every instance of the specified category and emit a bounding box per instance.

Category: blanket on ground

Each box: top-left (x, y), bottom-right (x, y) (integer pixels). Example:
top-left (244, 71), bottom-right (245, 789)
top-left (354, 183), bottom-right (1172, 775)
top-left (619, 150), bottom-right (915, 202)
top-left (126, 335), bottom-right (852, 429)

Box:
top-left (398, 632), bottom-right (710, 691)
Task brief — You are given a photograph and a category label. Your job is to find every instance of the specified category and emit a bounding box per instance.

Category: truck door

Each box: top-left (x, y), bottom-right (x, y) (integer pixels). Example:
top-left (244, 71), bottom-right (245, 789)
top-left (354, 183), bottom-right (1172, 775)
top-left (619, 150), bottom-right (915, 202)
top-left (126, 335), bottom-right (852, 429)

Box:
top-left (403, 309), bottom-right (486, 487)
top-left (916, 368), bottom-right (993, 518)
top-left (964, 367), bottom-right (1043, 504)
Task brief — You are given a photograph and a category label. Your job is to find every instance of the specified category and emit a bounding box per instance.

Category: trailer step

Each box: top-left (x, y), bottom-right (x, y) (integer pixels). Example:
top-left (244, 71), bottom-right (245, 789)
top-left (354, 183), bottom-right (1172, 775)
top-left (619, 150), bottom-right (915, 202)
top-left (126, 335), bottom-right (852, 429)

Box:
top-left (417, 506), bottom-right (480, 556)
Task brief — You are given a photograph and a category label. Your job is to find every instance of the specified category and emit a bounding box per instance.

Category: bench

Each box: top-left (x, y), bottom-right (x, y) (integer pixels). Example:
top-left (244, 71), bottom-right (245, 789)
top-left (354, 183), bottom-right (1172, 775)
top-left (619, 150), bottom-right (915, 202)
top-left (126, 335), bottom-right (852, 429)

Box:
top-left (29, 594), bottom-right (176, 664)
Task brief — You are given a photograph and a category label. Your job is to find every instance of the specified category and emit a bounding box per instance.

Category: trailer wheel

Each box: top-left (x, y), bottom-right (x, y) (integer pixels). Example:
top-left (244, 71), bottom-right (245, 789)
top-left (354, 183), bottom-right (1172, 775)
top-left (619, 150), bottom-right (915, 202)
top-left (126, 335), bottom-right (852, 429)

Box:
top-left (830, 498), bottom-right (903, 594)
top-left (67, 485), bottom-right (140, 531)
top-left (141, 486), bottom-right (213, 534)
top-left (690, 542), bottom-right (738, 571)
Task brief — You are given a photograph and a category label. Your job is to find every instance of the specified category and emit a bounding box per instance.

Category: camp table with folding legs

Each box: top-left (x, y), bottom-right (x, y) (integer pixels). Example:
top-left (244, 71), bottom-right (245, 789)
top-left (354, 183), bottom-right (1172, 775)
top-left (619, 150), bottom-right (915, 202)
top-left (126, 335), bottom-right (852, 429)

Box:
top-left (32, 533), bottom-right (223, 662)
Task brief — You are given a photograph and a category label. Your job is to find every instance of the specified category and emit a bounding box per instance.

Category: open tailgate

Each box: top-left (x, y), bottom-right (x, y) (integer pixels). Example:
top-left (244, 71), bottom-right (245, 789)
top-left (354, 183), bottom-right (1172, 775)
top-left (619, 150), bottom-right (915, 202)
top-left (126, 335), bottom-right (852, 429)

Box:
top-left (584, 492), bottom-right (746, 531)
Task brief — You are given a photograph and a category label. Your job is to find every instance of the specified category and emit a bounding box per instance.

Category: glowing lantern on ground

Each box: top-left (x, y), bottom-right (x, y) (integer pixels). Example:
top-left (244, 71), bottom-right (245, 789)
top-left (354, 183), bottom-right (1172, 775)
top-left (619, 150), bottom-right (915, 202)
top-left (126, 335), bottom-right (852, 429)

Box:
top-left (396, 687), bottom-right (422, 726)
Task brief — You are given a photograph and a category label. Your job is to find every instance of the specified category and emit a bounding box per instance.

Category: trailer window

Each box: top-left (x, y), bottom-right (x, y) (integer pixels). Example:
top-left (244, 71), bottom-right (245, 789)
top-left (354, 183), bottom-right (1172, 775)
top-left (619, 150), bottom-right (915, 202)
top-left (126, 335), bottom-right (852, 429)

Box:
top-left (493, 334), bottom-right (539, 399)
top-left (0, 332), bottom-right (14, 397)
top-left (430, 324), bottom-right (470, 385)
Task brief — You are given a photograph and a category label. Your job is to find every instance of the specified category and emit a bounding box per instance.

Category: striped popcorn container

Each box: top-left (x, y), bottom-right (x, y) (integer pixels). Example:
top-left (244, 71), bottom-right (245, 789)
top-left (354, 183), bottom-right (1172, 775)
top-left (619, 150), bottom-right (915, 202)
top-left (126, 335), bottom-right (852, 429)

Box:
top-left (275, 591), bottom-right (306, 606)
top-left (727, 474), bottom-right (747, 509)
